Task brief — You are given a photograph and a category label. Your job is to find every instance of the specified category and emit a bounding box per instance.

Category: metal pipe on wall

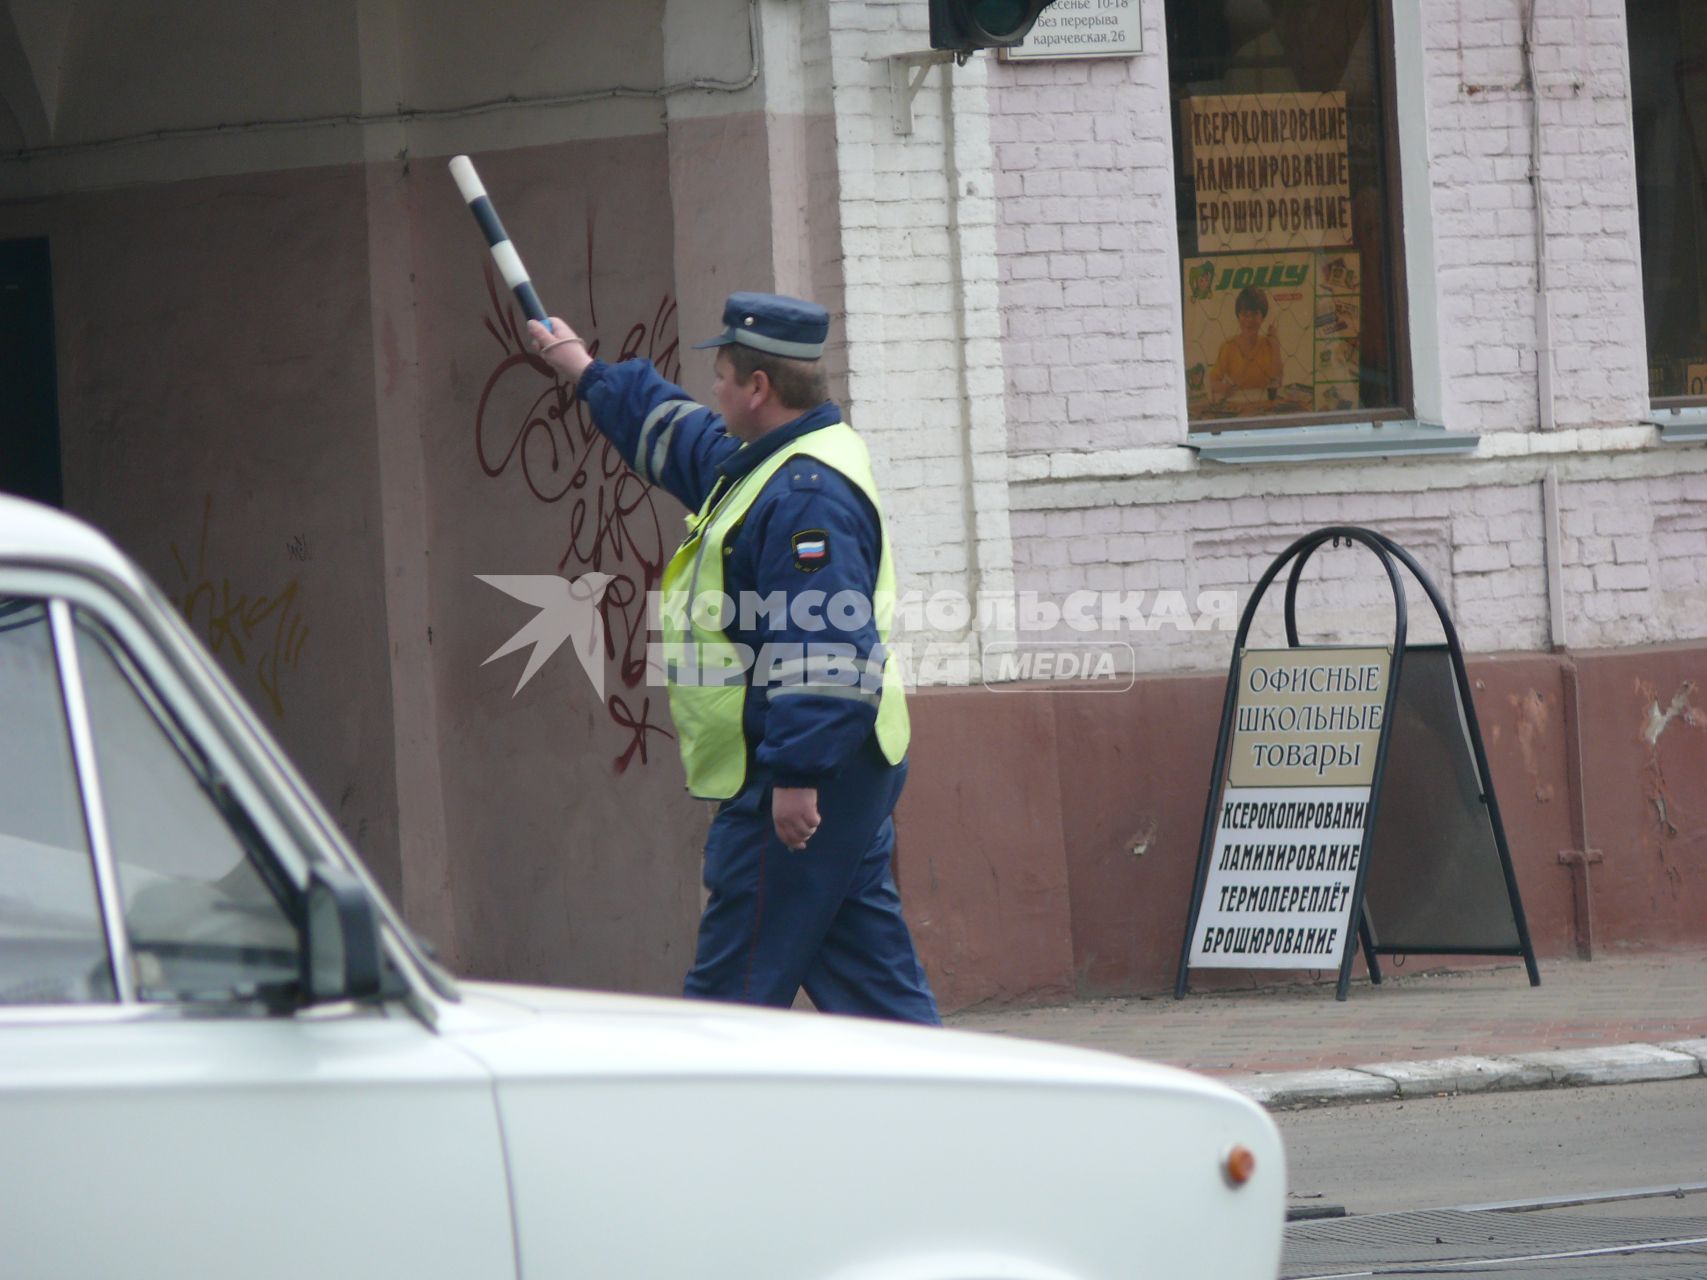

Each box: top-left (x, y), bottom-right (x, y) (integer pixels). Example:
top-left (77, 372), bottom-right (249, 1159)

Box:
top-left (1522, 0), bottom-right (1558, 433)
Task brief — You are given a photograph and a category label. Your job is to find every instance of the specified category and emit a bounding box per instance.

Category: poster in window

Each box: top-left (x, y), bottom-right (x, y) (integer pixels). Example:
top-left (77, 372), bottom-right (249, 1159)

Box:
top-left (1182, 91), bottom-right (1354, 253)
top-left (1182, 250), bottom-right (1361, 420)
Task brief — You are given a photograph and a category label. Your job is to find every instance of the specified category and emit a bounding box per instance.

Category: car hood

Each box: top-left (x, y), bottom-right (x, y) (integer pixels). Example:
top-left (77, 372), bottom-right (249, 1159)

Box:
top-left (439, 979), bottom-right (1244, 1101)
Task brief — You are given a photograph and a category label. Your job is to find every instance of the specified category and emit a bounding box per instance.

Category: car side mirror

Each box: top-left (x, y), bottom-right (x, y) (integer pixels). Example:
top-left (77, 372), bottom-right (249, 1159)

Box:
top-left (302, 865), bottom-right (383, 1004)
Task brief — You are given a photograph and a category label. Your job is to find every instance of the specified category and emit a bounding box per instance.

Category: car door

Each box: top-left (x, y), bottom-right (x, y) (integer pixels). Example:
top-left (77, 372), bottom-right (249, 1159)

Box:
top-left (0, 575), bottom-right (516, 1280)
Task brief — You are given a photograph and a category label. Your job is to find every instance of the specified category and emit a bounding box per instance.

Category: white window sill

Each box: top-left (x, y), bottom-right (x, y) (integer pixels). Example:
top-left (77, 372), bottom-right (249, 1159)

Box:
top-left (1645, 405), bottom-right (1707, 444)
top-left (1186, 420), bottom-right (1480, 464)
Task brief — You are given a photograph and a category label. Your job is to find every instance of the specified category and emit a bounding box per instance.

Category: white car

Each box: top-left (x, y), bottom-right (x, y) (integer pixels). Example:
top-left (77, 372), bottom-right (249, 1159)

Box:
top-left (0, 493), bottom-right (1284, 1280)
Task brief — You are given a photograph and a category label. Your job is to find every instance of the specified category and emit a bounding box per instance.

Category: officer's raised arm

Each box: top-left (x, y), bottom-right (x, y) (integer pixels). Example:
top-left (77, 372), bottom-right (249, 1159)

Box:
top-left (528, 314), bottom-right (736, 513)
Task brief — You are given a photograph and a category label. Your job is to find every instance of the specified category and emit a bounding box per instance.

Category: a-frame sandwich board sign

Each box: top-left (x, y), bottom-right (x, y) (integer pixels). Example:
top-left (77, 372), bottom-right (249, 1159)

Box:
top-left (1175, 526), bottom-right (1541, 1001)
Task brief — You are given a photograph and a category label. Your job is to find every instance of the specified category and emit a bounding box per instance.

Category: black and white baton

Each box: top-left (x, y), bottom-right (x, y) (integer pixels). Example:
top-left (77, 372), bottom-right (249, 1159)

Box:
top-left (449, 154), bottom-right (551, 329)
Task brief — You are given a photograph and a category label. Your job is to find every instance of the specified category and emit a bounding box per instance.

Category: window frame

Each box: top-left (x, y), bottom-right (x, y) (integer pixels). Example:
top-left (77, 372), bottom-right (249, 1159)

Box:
top-left (0, 564), bottom-right (452, 1021)
top-left (67, 603), bottom-right (306, 1004)
top-left (1629, 10), bottom-right (1707, 411)
top-left (1167, 0), bottom-right (1415, 435)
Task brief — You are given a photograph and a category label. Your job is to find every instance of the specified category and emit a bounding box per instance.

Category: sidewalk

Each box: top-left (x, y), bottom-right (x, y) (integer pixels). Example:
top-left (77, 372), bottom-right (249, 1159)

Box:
top-left (945, 950), bottom-right (1707, 1108)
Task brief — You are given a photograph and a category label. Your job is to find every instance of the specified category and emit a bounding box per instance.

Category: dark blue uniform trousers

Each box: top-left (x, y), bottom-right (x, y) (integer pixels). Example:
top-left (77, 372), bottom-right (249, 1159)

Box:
top-left (683, 741), bottom-right (940, 1024)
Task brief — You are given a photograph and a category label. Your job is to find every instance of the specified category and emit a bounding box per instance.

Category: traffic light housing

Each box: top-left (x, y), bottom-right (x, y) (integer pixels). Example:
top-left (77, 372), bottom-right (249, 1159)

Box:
top-left (929, 0), bottom-right (1056, 56)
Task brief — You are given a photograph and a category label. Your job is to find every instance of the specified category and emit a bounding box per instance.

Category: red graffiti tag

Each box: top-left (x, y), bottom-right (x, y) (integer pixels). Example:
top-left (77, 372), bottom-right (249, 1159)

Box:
top-left (472, 258), bottom-right (679, 773)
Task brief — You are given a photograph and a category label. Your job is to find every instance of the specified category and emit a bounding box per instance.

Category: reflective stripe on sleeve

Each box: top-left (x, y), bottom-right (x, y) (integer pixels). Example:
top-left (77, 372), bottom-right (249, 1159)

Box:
top-left (765, 654), bottom-right (884, 684)
top-left (636, 399), bottom-right (699, 482)
top-left (765, 683), bottom-right (882, 706)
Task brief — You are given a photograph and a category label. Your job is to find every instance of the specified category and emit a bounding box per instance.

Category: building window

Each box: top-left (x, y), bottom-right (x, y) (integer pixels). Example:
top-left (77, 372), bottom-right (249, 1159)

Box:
top-left (1166, 0), bottom-right (1404, 428)
top-left (1630, 1), bottom-right (1707, 405)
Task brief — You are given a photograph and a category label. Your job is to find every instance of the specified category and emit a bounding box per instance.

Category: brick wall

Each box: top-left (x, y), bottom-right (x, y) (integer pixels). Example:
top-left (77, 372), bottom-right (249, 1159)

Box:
top-left (989, 1), bottom-right (1183, 455)
top-left (822, 0), bottom-right (1017, 664)
top-left (1011, 479), bottom-right (1561, 672)
top-left (983, 0), bottom-right (1707, 670)
top-left (1559, 470), bottom-right (1707, 647)
top-left (1425, 0), bottom-right (1648, 432)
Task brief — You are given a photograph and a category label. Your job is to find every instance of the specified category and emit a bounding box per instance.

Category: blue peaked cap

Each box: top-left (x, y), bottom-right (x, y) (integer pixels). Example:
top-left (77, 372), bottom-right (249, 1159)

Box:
top-left (692, 291), bottom-right (829, 359)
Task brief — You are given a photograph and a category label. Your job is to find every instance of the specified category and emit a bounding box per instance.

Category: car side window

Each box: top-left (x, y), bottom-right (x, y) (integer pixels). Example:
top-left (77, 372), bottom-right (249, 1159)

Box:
top-left (73, 611), bottom-right (301, 1003)
top-left (0, 597), bottom-right (115, 1005)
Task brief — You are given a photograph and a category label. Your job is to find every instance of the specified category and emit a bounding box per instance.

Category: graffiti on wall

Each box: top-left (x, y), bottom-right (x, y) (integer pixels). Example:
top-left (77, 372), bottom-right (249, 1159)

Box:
top-left (472, 244), bottom-right (678, 774)
top-left (169, 494), bottom-right (308, 720)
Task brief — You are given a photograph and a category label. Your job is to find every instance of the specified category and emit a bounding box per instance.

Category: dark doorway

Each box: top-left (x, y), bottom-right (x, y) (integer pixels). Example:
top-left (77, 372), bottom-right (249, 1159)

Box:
top-left (0, 238), bottom-right (64, 507)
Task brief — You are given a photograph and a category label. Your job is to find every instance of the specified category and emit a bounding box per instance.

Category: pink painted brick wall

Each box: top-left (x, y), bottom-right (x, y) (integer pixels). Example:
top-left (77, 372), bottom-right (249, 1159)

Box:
top-left (1425, 0), bottom-right (1647, 432)
top-left (1012, 484), bottom-right (1565, 672)
top-left (1559, 473), bottom-right (1707, 647)
top-left (989, 1), bottom-right (1182, 455)
top-left (994, 1), bottom-right (1707, 670)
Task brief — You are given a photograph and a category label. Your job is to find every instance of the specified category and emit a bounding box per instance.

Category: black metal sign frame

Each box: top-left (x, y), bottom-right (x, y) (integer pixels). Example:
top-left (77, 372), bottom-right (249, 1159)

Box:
top-left (1175, 525), bottom-right (1541, 1001)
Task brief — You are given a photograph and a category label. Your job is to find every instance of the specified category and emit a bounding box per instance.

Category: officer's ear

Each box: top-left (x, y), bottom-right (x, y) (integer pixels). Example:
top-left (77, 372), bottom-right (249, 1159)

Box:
top-left (748, 368), bottom-right (774, 404)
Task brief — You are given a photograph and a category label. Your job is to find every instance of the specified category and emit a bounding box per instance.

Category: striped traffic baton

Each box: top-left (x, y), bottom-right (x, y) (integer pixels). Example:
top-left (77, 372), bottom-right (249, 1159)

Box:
top-left (449, 154), bottom-right (550, 329)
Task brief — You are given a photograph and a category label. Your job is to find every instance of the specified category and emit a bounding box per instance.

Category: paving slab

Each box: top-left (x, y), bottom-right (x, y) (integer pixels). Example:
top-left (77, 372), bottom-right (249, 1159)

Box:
top-left (1229, 1068), bottom-right (1396, 1108)
top-left (1510, 1043), bottom-right (1701, 1086)
top-left (1353, 1054), bottom-right (1553, 1097)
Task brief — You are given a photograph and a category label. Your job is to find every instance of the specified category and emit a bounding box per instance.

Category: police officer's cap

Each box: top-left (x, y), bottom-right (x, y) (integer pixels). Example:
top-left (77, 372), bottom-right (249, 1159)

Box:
top-left (692, 292), bottom-right (828, 360)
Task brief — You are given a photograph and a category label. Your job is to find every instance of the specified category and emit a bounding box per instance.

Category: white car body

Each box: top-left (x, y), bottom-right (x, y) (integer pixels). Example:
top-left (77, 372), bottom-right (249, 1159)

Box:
top-left (0, 493), bottom-right (1284, 1279)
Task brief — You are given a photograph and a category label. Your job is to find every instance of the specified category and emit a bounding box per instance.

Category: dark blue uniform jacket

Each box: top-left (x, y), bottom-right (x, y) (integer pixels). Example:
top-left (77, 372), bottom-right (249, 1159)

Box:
top-left (579, 358), bottom-right (891, 790)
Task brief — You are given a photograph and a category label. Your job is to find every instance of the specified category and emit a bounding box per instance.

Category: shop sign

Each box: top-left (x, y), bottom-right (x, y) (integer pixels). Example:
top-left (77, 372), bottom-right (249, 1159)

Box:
top-left (1182, 91), bottom-right (1353, 252)
top-left (1188, 646), bottom-right (1389, 970)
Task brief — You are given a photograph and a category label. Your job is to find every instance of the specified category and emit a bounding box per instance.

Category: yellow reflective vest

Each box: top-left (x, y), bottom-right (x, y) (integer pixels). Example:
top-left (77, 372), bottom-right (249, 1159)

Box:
top-left (660, 423), bottom-right (909, 800)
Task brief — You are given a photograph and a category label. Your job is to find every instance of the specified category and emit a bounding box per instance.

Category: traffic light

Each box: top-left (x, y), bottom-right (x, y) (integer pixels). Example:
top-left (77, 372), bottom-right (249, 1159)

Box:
top-left (929, 0), bottom-right (1057, 56)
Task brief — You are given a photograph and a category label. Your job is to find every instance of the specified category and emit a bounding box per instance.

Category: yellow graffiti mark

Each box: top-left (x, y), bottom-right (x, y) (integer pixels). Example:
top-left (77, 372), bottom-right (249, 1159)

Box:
top-left (168, 495), bottom-right (309, 720)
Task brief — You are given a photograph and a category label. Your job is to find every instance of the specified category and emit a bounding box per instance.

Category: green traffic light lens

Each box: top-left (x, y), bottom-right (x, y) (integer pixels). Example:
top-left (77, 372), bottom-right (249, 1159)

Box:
top-left (969, 0), bottom-right (1030, 38)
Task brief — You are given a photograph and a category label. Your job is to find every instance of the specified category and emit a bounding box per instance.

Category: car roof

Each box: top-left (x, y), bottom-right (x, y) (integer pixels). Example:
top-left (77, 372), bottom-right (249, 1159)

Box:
top-left (0, 493), bottom-right (150, 593)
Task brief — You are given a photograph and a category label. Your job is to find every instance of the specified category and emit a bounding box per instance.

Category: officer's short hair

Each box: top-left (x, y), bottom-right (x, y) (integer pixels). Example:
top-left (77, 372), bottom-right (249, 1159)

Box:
top-left (720, 345), bottom-right (829, 411)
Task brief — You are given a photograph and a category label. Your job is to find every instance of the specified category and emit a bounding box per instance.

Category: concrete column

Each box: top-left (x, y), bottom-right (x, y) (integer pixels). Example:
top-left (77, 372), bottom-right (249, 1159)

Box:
top-left (356, 0), bottom-right (457, 960)
top-left (662, 0), bottom-right (822, 399)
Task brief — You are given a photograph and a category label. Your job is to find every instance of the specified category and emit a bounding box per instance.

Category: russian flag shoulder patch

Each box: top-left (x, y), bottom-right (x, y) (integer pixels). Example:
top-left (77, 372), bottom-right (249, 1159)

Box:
top-left (791, 529), bottom-right (829, 573)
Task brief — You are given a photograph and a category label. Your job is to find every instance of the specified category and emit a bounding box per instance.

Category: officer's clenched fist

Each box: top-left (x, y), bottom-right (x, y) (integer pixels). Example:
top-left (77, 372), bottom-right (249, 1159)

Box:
top-left (773, 786), bottom-right (821, 851)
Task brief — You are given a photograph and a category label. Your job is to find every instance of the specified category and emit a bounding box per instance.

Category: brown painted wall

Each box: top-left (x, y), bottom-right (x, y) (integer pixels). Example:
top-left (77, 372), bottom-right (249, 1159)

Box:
top-left (1, 167), bottom-right (404, 896)
top-left (410, 133), bottom-right (707, 996)
top-left (896, 644), bottom-right (1707, 1013)
top-left (1573, 646), bottom-right (1707, 943)
top-left (896, 688), bottom-right (1076, 1011)
top-left (4, 130), bottom-right (711, 999)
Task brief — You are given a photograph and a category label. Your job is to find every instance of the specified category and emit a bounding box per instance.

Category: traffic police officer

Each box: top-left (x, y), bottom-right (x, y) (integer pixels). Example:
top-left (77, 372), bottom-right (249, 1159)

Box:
top-left (528, 294), bottom-right (939, 1025)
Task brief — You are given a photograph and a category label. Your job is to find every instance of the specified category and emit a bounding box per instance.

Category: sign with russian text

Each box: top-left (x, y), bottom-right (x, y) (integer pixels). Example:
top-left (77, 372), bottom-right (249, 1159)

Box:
top-left (1182, 92), bottom-right (1353, 253)
top-left (1003, 0), bottom-right (1142, 59)
top-left (1188, 646), bottom-right (1390, 969)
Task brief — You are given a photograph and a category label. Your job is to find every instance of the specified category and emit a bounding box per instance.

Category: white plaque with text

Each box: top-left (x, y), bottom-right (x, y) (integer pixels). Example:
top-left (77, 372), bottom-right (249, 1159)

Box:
top-left (1003, 0), bottom-right (1143, 60)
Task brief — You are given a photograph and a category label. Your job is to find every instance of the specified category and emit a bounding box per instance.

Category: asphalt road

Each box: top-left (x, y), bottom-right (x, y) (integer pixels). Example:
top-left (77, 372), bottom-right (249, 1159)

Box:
top-left (1277, 1079), bottom-right (1707, 1278)
top-left (1278, 1077), bottom-right (1707, 1215)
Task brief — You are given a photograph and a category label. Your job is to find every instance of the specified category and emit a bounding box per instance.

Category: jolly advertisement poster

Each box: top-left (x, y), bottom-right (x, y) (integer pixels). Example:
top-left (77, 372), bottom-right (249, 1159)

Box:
top-left (1182, 249), bottom-right (1362, 420)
